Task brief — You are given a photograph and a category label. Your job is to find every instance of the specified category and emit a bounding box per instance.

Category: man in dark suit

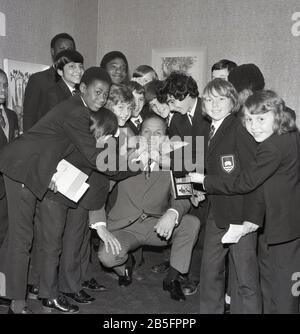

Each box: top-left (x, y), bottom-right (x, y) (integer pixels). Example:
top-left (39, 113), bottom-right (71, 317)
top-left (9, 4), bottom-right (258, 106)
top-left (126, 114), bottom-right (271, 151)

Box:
top-left (22, 33), bottom-right (76, 132)
top-left (97, 116), bottom-right (200, 302)
top-left (153, 72), bottom-right (210, 295)
top-left (0, 67), bottom-right (121, 314)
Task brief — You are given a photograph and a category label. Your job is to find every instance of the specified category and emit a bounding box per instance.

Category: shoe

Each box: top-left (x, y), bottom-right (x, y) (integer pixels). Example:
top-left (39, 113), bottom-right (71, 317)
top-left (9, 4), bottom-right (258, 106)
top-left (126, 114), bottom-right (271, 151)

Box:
top-left (0, 297), bottom-right (11, 307)
top-left (27, 284), bottom-right (39, 300)
top-left (118, 254), bottom-right (135, 287)
top-left (151, 261), bottom-right (170, 274)
top-left (42, 295), bottom-right (79, 313)
top-left (62, 289), bottom-right (95, 304)
top-left (82, 278), bottom-right (107, 292)
top-left (163, 279), bottom-right (186, 302)
top-left (8, 306), bottom-right (33, 314)
top-left (181, 280), bottom-right (199, 296)
top-left (225, 302), bottom-right (230, 314)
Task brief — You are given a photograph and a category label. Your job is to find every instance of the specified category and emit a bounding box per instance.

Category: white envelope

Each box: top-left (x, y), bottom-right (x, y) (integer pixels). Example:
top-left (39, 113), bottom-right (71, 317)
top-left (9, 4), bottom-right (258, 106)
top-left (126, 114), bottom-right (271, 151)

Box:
top-left (221, 224), bottom-right (244, 244)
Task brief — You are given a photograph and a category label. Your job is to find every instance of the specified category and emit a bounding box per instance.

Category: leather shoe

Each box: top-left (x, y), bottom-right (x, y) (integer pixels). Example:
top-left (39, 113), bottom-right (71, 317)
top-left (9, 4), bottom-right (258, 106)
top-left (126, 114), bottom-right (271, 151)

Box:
top-left (0, 297), bottom-right (11, 307)
top-left (82, 278), bottom-right (107, 292)
top-left (63, 289), bottom-right (95, 304)
top-left (163, 279), bottom-right (186, 302)
top-left (118, 254), bottom-right (135, 287)
top-left (181, 280), bottom-right (199, 296)
top-left (27, 284), bottom-right (39, 300)
top-left (151, 261), bottom-right (170, 274)
top-left (42, 295), bottom-right (79, 313)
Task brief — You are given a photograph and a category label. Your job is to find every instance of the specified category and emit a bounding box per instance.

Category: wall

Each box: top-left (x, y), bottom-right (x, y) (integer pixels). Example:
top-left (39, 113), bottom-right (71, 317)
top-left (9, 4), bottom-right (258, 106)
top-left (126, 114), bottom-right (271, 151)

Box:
top-left (0, 0), bottom-right (99, 69)
top-left (98, 0), bottom-right (300, 125)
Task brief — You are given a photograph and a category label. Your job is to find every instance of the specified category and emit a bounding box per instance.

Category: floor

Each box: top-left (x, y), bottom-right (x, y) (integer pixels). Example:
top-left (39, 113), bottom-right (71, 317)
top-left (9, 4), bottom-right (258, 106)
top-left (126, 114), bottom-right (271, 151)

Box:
top-left (0, 247), bottom-right (200, 315)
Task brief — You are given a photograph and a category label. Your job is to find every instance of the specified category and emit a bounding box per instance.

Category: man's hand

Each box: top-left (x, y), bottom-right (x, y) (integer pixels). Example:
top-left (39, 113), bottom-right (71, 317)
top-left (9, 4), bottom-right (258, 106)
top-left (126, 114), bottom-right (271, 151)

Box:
top-left (154, 210), bottom-right (177, 240)
top-left (96, 225), bottom-right (122, 255)
top-left (242, 221), bottom-right (259, 236)
top-left (189, 172), bottom-right (205, 184)
top-left (190, 190), bottom-right (206, 207)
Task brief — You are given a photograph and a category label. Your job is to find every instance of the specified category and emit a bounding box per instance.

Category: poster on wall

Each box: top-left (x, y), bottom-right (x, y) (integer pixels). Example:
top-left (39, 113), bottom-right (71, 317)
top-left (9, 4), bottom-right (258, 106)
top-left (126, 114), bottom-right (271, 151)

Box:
top-left (3, 59), bottom-right (49, 133)
top-left (151, 47), bottom-right (207, 95)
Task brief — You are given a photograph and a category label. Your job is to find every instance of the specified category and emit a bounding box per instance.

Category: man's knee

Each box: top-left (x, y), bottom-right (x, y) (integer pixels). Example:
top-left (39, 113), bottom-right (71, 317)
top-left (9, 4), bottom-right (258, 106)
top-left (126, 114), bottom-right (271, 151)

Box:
top-left (181, 214), bottom-right (201, 235)
top-left (98, 243), bottom-right (127, 268)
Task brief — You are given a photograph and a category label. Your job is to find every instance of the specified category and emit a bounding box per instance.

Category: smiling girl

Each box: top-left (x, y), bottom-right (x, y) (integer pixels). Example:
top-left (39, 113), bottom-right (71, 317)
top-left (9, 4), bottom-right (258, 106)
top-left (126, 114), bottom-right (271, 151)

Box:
top-left (190, 89), bottom-right (300, 313)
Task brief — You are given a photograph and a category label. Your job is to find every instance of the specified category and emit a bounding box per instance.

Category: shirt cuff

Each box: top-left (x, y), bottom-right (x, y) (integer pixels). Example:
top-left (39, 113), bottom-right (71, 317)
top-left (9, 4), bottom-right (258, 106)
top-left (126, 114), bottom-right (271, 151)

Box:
top-left (167, 208), bottom-right (179, 226)
top-left (202, 176), bottom-right (206, 190)
top-left (90, 221), bottom-right (107, 229)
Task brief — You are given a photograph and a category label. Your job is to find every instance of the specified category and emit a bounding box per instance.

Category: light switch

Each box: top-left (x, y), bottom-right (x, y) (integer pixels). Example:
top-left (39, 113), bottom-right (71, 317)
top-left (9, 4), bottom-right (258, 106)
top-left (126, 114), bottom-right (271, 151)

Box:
top-left (0, 12), bottom-right (6, 37)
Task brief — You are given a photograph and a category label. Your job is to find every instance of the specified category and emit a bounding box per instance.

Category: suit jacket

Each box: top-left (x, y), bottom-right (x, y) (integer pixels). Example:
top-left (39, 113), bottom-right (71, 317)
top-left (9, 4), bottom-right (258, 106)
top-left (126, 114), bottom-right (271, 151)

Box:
top-left (205, 130), bottom-right (300, 244)
top-left (168, 98), bottom-right (210, 177)
top-left (0, 95), bottom-right (107, 200)
top-left (204, 114), bottom-right (258, 228)
top-left (107, 170), bottom-right (190, 232)
top-left (41, 79), bottom-right (72, 117)
top-left (23, 66), bottom-right (57, 131)
top-left (0, 106), bottom-right (19, 199)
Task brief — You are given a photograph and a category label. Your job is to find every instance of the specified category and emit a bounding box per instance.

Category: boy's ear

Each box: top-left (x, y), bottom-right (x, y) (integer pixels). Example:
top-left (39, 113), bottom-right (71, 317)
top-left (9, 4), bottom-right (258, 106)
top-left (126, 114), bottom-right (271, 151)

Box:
top-left (50, 48), bottom-right (55, 59)
top-left (57, 69), bottom-right (63, 78)
top-left (79, 82), bottom-right (87, 94)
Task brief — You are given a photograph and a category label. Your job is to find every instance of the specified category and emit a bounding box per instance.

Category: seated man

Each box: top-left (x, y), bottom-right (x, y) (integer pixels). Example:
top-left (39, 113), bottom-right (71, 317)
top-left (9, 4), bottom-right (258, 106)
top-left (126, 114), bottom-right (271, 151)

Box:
top-left (97, 115), bottom-right (200, 302)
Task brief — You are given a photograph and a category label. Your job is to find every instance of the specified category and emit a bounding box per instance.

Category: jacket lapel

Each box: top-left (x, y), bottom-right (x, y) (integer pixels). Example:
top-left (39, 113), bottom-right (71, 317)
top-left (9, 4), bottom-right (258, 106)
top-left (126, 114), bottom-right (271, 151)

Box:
top-left (206, 114), bottom-right (235, 159)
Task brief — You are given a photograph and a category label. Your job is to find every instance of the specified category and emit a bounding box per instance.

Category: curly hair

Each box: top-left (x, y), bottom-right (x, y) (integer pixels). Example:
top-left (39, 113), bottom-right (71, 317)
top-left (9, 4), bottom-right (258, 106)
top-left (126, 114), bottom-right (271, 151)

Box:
top-left (159, 71), bottom-right (199, 101)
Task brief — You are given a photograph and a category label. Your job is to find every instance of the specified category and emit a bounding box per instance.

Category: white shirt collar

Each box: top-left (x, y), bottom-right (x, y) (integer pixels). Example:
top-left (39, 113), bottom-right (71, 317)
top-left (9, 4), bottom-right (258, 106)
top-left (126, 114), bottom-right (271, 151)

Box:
top-left (62, 78), bottom-right (76, 94)
top-left (131, 115), bottom-right (143, 125)
top-left (187, 99), bottom-right (198, 118)
top-left (211, 114), bottom-right (231, 133)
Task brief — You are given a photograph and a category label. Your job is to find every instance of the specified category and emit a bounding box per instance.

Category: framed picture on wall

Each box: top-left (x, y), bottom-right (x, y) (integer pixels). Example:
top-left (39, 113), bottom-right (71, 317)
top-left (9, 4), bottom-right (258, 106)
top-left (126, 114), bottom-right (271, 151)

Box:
top-left (151, 47), bottom-right (207, 95)
top-left (3, 58), bottom-right (49, 133)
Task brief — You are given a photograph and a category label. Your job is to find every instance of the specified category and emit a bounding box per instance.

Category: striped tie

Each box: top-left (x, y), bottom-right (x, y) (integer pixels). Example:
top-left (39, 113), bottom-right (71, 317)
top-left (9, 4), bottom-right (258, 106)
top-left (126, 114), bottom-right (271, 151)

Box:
top-left (208, 124), bottom-right (215, 146)
top-left (0, 105), bottom-right (6, 129)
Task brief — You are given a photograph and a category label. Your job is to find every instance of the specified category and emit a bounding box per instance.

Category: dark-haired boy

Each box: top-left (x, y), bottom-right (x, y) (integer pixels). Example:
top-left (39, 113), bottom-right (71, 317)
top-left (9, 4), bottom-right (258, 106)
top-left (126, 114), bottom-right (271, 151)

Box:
top-left (23, 33), bottom-right (76, 132)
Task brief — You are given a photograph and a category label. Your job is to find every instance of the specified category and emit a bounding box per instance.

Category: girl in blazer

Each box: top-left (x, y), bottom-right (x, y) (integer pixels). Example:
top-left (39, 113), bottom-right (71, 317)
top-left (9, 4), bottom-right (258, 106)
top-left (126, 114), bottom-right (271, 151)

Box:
top-left (190, 89), bottom-right (300, 314)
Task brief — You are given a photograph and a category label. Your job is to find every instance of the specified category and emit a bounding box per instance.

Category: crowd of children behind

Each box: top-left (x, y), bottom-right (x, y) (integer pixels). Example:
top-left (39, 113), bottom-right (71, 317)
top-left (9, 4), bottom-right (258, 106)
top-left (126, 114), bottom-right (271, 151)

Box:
top-left (0, 32), bottom-right (299, 314)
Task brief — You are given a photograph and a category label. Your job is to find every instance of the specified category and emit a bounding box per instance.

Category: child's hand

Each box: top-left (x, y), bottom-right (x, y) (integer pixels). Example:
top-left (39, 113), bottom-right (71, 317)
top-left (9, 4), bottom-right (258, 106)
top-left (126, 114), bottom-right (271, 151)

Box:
top-left (190, 190), bottom-right (206, 207)
top-left (189, 172), bottom-right (205, 184)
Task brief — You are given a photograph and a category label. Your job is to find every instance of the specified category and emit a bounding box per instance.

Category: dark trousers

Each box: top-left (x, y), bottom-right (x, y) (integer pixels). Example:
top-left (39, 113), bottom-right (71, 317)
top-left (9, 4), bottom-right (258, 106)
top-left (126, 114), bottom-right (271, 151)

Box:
top-left (199, 210), bottom-right (262, 314)
top-left (38, 198), bottom-right (89, 298)
top-left (2, 176), bottom-right (37, 300)
top-left (0, 194), bottom-right (8, 248)
top-left (59, 206), bottom-right (89, 293)
top-left (258, 233), bottom-right (300, 314)
top-left (188, 200), bottom-right (208, 281)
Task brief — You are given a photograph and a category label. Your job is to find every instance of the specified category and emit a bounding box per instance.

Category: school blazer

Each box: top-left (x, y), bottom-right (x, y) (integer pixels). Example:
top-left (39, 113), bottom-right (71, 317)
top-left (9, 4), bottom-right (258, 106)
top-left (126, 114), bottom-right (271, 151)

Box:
top-left (0, 95), bottom-right (105, 200)
top-left (41, 79), bottom-right (72, 117)
top-left (0, 107), bottom-right (19, 199)
top-left (204, 131), bottom-right (300, 244)
top-left (23, 66), bottom-right (57, 131)
top-left (203, 114), bottom-right (258, 228)
top-left (107, 170), bottom-right (190, 232)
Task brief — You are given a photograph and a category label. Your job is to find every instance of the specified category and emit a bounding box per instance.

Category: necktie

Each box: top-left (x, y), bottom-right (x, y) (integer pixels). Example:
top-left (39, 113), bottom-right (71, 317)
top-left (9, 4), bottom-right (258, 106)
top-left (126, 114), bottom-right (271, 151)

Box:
top-left (134, 118), bottom-right (141, 130)
top-left (208, 124), bottom-right (215, 146)
top-left (0, 106), bottom-right (6, 129)
top-left (72, 89), bottom-right (77, 96)
top-left (187, 113), bottom-right (193, 125)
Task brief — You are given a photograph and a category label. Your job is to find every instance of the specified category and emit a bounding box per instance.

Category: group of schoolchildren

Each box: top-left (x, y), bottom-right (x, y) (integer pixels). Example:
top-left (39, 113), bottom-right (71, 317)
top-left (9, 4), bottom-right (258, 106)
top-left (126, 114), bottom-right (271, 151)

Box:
top-left (0, 32), bottom-right (299, 314)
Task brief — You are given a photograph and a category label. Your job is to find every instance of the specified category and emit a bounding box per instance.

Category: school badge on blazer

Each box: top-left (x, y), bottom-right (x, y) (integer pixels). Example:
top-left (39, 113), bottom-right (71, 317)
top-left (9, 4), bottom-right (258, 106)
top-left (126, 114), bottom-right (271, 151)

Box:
top-left (220, 155), bottom-right (235, 173)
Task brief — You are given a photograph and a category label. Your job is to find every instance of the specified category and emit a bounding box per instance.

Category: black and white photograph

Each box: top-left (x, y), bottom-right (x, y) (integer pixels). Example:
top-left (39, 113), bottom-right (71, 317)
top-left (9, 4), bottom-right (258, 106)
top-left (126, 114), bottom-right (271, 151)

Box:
top-left (0, 0), bottom-right (300, 320)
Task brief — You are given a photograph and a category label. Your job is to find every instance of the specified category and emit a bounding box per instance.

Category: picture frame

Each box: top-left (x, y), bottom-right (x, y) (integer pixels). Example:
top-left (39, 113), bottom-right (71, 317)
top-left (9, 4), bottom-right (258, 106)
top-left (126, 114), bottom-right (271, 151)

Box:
top-left (170, 171), bottom-right (194, 199)
top-left (152, 47), bottom-right (207, 95)
top-left (3, 58), bottom-right (49, 133)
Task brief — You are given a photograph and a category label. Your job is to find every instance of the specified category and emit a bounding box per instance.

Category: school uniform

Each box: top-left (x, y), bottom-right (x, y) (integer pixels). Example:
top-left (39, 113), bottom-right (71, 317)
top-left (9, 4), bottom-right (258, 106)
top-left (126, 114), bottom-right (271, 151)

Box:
top-left (23, 66), bottom-right (57, 131)
top-left (0, 105), bottom-right (19, 247)
top-left (168, 98), bottom-right (210, 284)
top-left (0, 95), bottom-right (114, 300)
top-left (199, 113), bottom-right (262, 314)
top-left (204, 130), bottom-right (300, 313)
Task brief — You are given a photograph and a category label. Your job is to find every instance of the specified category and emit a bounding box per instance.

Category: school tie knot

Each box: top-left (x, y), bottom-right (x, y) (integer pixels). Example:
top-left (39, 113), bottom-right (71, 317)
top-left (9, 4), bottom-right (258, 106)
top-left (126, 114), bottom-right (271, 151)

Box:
top-left (208, 124), bottom-right (215, 146)
top-left (72, 89), bottom-right (77, 96)
top-left (134, 118), bottom-right (141, 129)
top-left (0, 105), bottom-right (6, 129)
